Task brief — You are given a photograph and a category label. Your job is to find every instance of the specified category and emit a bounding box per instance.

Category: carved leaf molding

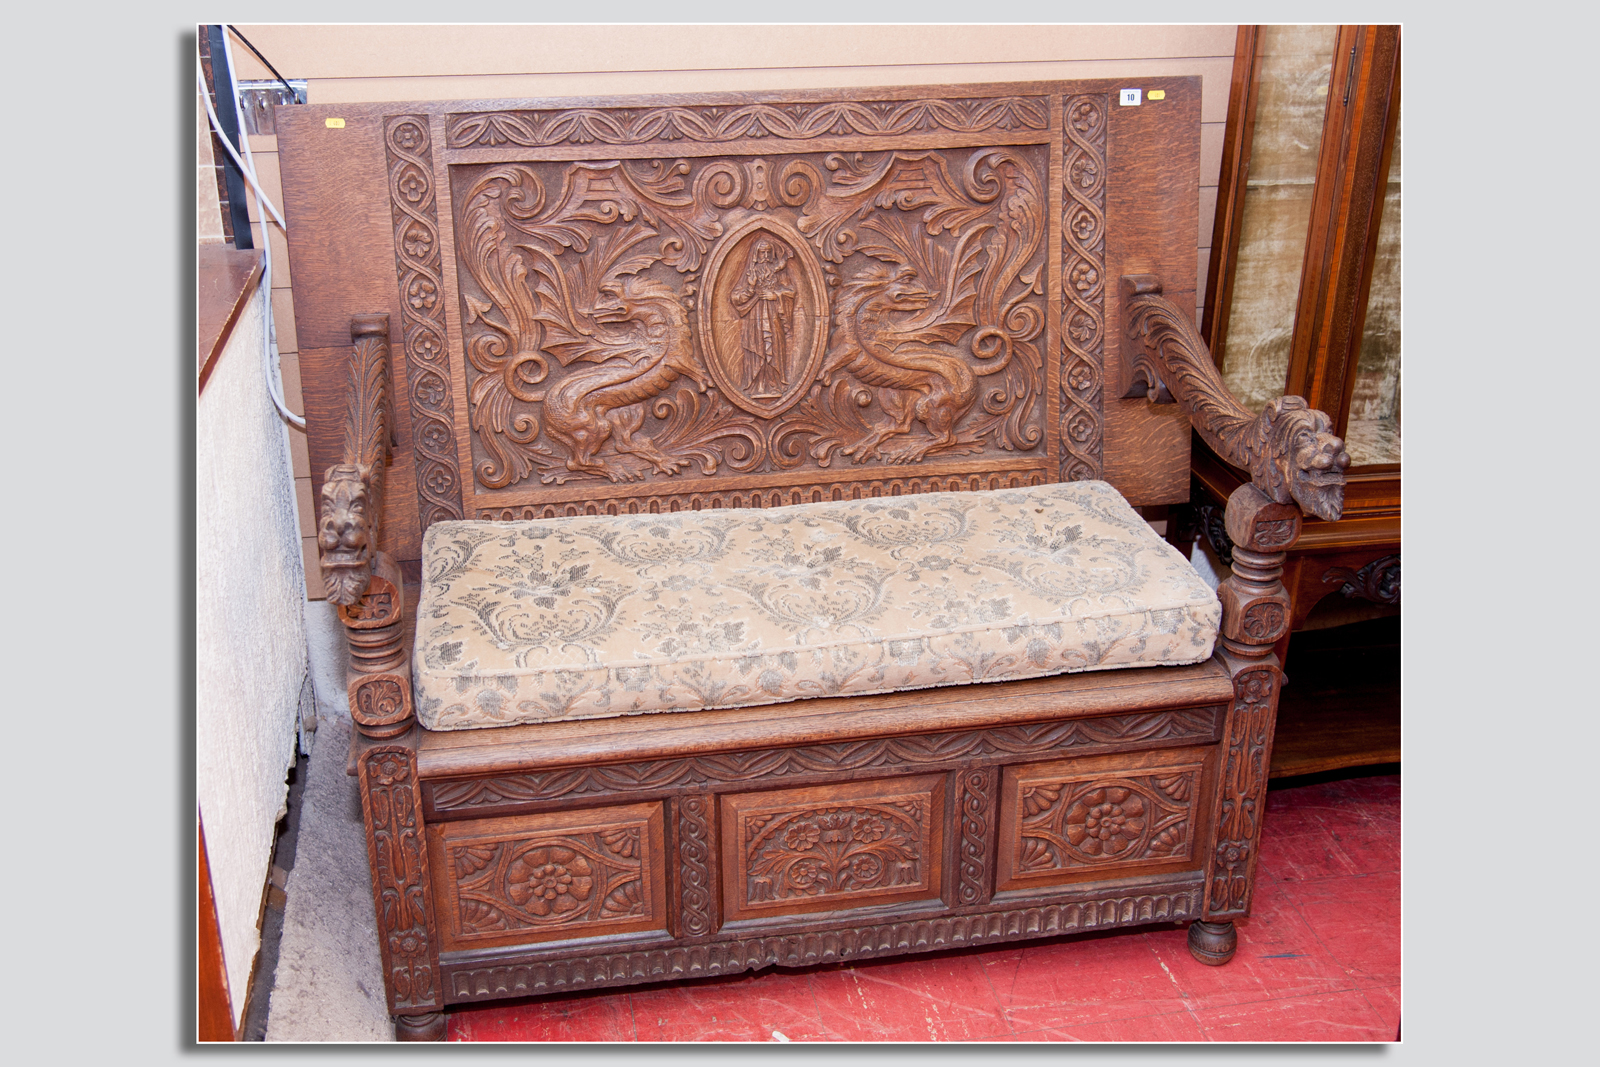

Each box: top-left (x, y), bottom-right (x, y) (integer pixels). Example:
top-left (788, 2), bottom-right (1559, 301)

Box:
top-left (429, 707), bottom-right (1221, 811)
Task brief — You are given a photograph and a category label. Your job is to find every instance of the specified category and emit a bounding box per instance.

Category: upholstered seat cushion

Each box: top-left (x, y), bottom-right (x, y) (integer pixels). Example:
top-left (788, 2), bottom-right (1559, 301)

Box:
top-left (413, 481), bottom-right (1220, 730)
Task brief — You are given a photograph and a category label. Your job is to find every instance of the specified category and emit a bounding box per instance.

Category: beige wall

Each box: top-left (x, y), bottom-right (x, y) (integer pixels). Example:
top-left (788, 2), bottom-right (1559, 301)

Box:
top-left (228, 24), bottom-right (1237, 593)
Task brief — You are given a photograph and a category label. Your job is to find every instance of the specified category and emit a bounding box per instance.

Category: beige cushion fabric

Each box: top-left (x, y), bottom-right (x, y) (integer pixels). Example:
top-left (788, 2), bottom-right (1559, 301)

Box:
top-left (413, 481), bottom-right (1220, 730)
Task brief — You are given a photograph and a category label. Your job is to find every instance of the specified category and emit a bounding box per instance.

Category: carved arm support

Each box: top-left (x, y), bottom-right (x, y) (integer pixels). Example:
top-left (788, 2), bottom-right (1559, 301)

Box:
top-left (1120, 275), bottom-right (1349, 523)
top-left (315, 314), bottom-right (415, 741)
top-left (318, 313), bottom-right (393, 606)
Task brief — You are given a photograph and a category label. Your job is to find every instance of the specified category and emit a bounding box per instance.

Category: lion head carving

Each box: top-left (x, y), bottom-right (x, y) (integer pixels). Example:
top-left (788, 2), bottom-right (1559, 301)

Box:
top-left (1256, 397), bottom-right (1350, 523)
top-left (318, 463), bottom-right (375, 605)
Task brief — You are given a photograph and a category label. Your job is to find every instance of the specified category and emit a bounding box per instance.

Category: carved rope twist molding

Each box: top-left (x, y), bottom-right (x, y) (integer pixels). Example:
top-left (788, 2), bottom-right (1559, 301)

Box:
top-left (677, 796), bottom-right (714, 938)
top-left (362, 746), bottom-right (441, 1012)
top-left (384, 115), bottom-right (463, 529)
top-left (1206, 668), bottom-right (1276, 917)
top-left (429, 708), bottom-right (1221, 811)
top-left (1060, 95), bottom-right (1107, 483)
top-left (443, 886), bottom-right (1201, 1001)
top-left (446, 97), bottom-right (1051, 149)
top-left (957, 768), bottom-right (996, 906)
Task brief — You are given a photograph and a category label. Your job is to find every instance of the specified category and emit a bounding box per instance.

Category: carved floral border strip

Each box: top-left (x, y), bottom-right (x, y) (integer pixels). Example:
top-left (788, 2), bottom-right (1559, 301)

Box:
top-left (1060, 94), bottom-right (1107, 482)
top-left (384, 115), bottom-right (464, 528)
top-left (446, 97), bottom-right (1050, 149)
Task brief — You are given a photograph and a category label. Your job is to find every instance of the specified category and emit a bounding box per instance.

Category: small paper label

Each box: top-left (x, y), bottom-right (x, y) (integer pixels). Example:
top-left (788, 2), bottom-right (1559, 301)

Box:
top-left (1119, 89), bottom-right (1142, 106)
top-left (1147, 90), bottom-right (1166, 101)
top-left (325, 117), bottom-right (346, 129)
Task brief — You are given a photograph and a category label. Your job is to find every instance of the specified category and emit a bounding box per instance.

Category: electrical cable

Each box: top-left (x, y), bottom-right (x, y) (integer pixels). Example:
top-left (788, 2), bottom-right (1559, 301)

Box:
top-left (225, 25), bottom-right (302, 105)
top-left (199, 36), bottom-right (304, 429)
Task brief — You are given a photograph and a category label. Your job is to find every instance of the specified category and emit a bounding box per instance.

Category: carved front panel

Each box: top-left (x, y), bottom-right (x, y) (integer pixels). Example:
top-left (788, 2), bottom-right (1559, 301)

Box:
top-left (426, 802), bottom-right (666, 951)
top-left (721, 775), bottom-right (945, 924)
top-left (996, 748), bottom-right (1211, 893)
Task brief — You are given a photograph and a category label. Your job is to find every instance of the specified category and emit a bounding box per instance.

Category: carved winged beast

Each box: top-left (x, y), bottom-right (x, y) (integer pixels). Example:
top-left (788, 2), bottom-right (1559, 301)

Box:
top-left (533, 274), bottom-right (709, 483)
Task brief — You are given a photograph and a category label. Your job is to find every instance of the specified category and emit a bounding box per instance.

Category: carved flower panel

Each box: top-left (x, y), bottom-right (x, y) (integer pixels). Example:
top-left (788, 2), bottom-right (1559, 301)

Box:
top-left (428, 802), bottom-right (665, 950)
top-left (721, 775), bottom-right (944, 923)
top-left (997, 752), bottom-right (1208, 893)
top-left (445, 146), bottom-right (1051, 503)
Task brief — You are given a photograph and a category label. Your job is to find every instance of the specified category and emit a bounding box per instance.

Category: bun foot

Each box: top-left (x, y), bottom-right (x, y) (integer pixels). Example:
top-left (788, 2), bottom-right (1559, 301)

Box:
top-left (395, 1012), bottom-right (447, 1041)
top-left (1187, 920), bottom-right (1237, 966)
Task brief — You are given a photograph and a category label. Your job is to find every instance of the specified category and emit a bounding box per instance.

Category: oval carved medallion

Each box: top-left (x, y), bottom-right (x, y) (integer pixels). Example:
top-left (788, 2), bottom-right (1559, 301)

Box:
top-left (699, 218), bottom-right (828, 420)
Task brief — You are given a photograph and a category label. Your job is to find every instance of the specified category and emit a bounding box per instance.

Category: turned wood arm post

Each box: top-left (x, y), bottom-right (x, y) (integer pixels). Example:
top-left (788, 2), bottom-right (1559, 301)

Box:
top-left (314, 313), bottom-right (415, 740)
top-left (1120, 275), bottom-right (1351, 929)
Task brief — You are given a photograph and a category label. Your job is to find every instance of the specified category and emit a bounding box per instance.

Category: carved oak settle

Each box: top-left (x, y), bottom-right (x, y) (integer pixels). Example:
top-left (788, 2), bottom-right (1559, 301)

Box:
top-left (278, 79), bottom-right (1347, 1040)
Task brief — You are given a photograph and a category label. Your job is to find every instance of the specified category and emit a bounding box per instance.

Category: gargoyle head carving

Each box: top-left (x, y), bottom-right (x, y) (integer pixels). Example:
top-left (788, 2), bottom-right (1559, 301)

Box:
top-left (318, 463), bottom-right (375, 605)
top-left (1258, 397), bottom-right (1350, 523)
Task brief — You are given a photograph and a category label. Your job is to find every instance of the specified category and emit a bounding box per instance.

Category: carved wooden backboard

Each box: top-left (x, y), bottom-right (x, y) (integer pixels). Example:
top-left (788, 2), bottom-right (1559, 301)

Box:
top-left (279, 80), bottom-right (1199, 567)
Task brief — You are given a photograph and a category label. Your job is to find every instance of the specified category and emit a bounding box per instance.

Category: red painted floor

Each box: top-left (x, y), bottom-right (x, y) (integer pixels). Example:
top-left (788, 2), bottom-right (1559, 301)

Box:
top-left (448, 772), bottom-right (1400, 1043)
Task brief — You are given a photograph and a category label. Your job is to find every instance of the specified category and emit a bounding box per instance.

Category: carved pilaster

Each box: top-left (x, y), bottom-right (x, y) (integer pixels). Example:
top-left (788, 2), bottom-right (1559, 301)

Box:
top-left (358, 732), bottom-right (442, 1016)
top-left (955, 767), bottom-right (997, 907)
top-left (675, 795), bottom-right (716, 939)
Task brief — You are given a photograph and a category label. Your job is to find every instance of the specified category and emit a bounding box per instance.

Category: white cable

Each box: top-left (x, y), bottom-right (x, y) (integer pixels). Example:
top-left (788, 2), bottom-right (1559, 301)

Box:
top-left (199, 40), bottom-right (304, 428)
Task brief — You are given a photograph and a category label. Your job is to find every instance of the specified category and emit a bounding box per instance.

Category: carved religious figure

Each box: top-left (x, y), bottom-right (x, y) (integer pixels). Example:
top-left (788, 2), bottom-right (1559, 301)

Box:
top-left (730, 236), bottom-right (797, 399)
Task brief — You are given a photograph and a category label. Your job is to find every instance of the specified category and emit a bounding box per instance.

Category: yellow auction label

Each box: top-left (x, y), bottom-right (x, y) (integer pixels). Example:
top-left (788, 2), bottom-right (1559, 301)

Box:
top-left (1147, 90), bottom-right (1166, 101)
top-left (325, 117), bottom-right (346, 128)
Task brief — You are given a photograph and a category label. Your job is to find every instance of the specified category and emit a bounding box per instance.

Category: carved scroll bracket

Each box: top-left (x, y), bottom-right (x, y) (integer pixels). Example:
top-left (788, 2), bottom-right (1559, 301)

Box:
top-left (1120, 275), bottom-right (1350, 523)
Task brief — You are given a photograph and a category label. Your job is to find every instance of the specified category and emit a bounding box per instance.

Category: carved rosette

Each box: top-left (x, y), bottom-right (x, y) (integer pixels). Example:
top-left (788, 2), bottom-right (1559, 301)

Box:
top-left (359, 743), bottom-right (441, 1013)
top-left (446, 827), bottom-right (649, 938)
top-left (676, 795), bottom-right (714, 938)
top-left (957, 768), bottom-right (997, 906)
top-left (384, 115), bottom-right (463, 528)
top-left (1205, 666), bottom-right (1278, 918)
top-left (428, 708), bottom-right (1221, 812)
top-left (1060, 95), bottom-right (1107, 482)
top-left (446, 96), bottom-right (1050, 149)
top-left (1017, 771), bottom-right (1198, 873)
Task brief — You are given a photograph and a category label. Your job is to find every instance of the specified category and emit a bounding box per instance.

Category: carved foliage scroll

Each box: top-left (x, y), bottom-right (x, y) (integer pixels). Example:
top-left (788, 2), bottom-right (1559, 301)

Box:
top-left (446, 96), bottom-right (1051, 149)
top-left (450, 146), bottom-right (1049, 495)
top-left (1060, 95), bottom-right (1108, 482)
top-left (1325, 554), bottom-right (1400, 605)
top-left (1206, 667), bottom-right (1278, 917)
top-left (383, 115), bottom-right (464, 528)
top-left (722, 776), bottom-right (943, 920)
top-left (359, 744), bottom-right (441, 1012)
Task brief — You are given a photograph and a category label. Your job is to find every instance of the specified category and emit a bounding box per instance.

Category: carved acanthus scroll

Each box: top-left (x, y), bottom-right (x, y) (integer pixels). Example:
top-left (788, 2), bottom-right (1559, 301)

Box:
top-left (451, 148), bottom-right (1049, 492)
top-left (1121, 276), bottom-right (1350, 522)
top-left (318, 314), bottom-right (392, 606)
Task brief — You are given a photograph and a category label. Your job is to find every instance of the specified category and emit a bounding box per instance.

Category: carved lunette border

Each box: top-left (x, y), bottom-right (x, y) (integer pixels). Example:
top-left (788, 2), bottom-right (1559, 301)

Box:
top-left (383, 115), bottom-right (464, 530)
top-left (1060, 94), bottom-right (1108, 482)
top-left (444, 885), bottom-right (1201, 1002)
top-left (444, 96), bottom-right (1051, 149)
top-left (427, 707), bottom-right (1221, 814)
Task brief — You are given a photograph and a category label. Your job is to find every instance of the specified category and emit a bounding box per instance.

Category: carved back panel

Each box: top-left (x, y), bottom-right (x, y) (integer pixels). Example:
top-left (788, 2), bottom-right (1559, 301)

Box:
top-left (280, 80), bottom-right (1200, 567)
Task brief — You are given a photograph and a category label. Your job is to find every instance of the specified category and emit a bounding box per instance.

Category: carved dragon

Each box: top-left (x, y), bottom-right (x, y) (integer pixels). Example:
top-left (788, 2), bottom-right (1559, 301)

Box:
top-left (318, 315), bottom-right (391, 605)
top-left (532, 273), bottom-right (710, 482)
top-left (1120, 276), bottom-right (1349, 522)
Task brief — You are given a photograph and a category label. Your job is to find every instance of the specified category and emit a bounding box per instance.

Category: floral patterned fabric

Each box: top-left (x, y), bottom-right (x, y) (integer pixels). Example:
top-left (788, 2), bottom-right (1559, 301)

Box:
top-left (414, 481), bottom-right (1220, 730)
